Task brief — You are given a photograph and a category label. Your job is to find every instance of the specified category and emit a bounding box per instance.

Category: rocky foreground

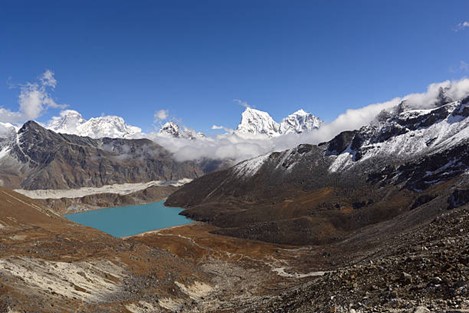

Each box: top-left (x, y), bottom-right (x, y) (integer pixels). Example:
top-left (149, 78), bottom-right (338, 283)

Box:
top-left (249, 206), bottom-right (469, 313)
top-left (0, 188), bottom-right (467, 312)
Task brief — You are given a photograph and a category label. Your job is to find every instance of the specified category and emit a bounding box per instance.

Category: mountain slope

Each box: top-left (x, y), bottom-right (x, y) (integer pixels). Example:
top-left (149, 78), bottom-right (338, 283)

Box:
top-left (0, 188), bottom-right (218, 312)
top-left (0, 121), bottom-right (211, 190)
top-left (167, 96), bottom-right (469, 244)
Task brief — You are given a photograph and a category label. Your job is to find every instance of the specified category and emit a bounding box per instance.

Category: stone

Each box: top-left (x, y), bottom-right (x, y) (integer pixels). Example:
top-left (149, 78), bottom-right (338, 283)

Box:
top-left (413, 306), bottom-right (431, 313)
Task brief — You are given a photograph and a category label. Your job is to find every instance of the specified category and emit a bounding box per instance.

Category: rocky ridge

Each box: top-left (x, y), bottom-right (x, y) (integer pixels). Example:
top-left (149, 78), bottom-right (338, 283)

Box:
top-left (0, 121), bottom-right (215, 190)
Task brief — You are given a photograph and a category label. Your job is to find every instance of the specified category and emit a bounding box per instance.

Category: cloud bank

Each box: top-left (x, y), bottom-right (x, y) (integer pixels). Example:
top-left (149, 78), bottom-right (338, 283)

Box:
top-left (0, 70), bottom-right (66, 123)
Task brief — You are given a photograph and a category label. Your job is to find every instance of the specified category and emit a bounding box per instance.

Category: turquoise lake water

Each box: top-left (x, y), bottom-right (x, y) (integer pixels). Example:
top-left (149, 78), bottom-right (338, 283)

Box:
top-left (64, 201), bottom-right (191, 238)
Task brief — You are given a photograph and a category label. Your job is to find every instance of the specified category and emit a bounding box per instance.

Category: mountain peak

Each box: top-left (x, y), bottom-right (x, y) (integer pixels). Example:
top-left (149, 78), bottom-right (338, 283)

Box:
top-left (159, 121), bottom-right (204, 140)
top-left (160, 121), bottom-right (181, 137)
top-left (47, 110), bottom-right (86, 134)
top-left (236, 108), bottom-right (321, 137)
top-left (236, 108), bottom-right (280, 137)
top-left (19, 120), bottom-right (46, 133)
top-left (280, 109), bottom-right (322, 134)
top-left (292, 109), bottom-right (308, 115)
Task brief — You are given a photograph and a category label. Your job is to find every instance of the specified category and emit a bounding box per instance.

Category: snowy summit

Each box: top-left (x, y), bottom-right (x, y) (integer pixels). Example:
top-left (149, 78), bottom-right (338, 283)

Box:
top-left (158, 121), bottom-right (204, 140)
top-left (46, 110), bottom-right (143, 139)
top-left (280, 109), bottom-right (322, 134)
top-left (235, 107), bottom-right (321, 137)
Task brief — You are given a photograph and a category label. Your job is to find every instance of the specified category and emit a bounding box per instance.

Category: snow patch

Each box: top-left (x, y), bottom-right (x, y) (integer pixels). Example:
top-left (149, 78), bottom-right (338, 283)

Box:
top-left (0, 147), bottom-right (11, 160)
top-left (329, 152), bottom-right (353, 173)
top-left (233, 154), bottom-right (270, 178)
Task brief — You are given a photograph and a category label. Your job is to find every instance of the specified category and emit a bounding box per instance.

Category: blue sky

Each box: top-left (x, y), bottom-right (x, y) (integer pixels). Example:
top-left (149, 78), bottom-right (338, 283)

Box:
top-left (0, 0), bottom-right (468, 133)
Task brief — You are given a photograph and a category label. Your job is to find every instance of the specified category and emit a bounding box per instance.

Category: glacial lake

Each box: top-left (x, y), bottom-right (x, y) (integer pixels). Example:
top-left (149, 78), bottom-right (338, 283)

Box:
top-left (65, 201), bottom-right (191, 237)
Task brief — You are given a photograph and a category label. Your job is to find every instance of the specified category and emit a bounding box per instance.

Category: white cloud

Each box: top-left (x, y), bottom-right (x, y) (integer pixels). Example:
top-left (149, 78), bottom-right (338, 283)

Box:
top-left (309, 98), bottom-right (402, 144)
top-left (403, 79), bottom-right (469, 108)
top-left (0, 108), bottom-right (22, 123)
top-left (0, 70), bottom-right (66, 123)
top-left (150, 132), bottom-right (273, 162)
top-left (455, 21), bottom-right (469, 31)
top-left (234, 99), bottom-right (252, 108)
top-left (154, 109), bottom-right (169, 121)
top-left (211, 125), bottom-right (233, 132)
top-left (40, 69), bottom-right (57, 88)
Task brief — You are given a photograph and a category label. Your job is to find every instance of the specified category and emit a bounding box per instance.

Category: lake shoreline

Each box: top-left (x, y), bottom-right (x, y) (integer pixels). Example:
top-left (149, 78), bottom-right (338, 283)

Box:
top-left (122, 221), bottom-right (203, 239)
top-left (65, 200), bottom-right (192, 238)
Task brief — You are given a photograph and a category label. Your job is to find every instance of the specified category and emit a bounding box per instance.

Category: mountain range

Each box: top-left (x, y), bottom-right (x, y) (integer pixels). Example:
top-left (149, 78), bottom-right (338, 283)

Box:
top-left (166, 93), bottom-right (469, 244)
top-left (0, 121), bottom-right (218, 190)
top-left (0, 106), bottom-right (322, 190)
top-left (158, 121), bottom-right (205, 139)
top-left (46, 110), bottom-right (143, 139)
top-left (0, 85), bottom-right (468, 312)
top-left (236, 108), bottom-right (322, 137)
top-left (28, 107), bottom-right (322, 140)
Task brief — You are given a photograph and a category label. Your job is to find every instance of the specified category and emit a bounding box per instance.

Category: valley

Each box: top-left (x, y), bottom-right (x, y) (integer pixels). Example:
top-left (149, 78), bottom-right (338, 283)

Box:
top-left (1, 184), bottom-right (466, 312)
top-left (0, 86), bottom-right (468, 312)
top-left (2, 2), bottom-right (469, 312)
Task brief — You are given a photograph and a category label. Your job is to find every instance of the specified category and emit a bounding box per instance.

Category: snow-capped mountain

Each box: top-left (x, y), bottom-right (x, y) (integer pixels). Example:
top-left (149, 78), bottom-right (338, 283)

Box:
top-left (167, 91), bottom-right (469, 244)
top-left (236, 108), bottom-right (281, 137)
top-left (79, 116), bottom-right (142, 139)
top-left (235, 107), bottom-right (321, 137)
top-left (279, 109), bottom-right (322, 134)
top-left (46, 107), bottom-right (320, 141)
top-left (174, 95), bottom-right (469, 194)
top-left (158, 121), bottom-right (204, 139)
top-left (46, 110), bottom-right (86, 134)
top-left (328, 98), bottom-right (469, 173)
top-left (0, 121), bottom-right (216, 190)
top-left (46, 110), bottom-right (143, 139)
